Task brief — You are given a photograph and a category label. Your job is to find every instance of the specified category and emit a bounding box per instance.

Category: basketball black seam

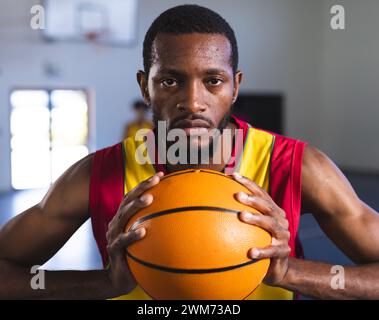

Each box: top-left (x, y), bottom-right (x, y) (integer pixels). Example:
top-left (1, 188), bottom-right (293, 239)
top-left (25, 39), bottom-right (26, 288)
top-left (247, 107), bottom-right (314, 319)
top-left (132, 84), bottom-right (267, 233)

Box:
top-left (126, 250), bottom-right (260, 274)
top-left (130, 206), bottom-right (242, 231)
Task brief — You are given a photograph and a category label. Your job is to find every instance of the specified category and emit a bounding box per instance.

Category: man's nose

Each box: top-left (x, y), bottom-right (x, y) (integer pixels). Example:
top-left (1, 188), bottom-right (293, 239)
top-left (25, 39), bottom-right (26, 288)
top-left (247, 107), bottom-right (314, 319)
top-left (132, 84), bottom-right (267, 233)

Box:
top-left (176, 81), bottom-right (207, 113)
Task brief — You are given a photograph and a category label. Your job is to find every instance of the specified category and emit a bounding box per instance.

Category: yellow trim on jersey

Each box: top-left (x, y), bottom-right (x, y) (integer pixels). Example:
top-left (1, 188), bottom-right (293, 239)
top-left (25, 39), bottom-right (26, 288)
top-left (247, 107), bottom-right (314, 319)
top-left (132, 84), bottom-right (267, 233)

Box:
top-left (238, 127), bottom-right (273, 191)
top-left (122, 137), bottom-right (155, 195)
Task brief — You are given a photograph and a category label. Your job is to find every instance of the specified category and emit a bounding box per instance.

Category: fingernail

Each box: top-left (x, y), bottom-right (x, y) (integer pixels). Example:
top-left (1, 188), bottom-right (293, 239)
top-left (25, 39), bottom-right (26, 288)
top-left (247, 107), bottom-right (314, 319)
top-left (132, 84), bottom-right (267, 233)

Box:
top-left (238, 192), bottom-right (248, 200)
top-left (140, 194), bottom-right (148, 202)
top-left (251, 249), bottom-right (260, 259)
top-left (135, 228), bottom-right (146, 237)
top-left (240, 211), bottom-right (253, 219)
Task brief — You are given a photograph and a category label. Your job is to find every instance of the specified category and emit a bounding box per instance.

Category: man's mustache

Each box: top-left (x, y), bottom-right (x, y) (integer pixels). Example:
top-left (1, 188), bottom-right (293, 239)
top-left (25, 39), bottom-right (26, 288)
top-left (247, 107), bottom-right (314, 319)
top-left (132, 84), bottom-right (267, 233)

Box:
top-left (169, 114), bottom-right (215, 131)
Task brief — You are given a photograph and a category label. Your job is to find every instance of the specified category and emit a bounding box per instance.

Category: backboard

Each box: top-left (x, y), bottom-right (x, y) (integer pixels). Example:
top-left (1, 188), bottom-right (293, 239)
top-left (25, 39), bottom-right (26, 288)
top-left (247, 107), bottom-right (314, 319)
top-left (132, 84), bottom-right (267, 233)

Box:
top-left (42, 0), bottom-right (138, 46)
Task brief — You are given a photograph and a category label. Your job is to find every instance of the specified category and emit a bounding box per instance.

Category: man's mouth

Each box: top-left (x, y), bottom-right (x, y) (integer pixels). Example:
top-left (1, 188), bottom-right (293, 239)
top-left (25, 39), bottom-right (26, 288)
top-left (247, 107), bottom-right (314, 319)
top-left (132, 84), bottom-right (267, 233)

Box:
top-left (172, 119), bottom-right (211, 135)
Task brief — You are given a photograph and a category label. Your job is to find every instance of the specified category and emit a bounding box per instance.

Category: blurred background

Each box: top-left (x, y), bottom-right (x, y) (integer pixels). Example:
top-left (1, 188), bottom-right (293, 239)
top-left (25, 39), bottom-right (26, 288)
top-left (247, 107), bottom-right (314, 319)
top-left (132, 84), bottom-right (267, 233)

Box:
top-left (0, 0), bottom-right (378, 299)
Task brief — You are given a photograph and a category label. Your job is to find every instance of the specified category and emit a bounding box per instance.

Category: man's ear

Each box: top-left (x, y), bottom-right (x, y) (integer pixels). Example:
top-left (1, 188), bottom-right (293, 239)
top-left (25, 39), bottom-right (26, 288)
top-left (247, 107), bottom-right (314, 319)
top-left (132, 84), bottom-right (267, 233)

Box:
top-left (232, 71), bottom-right (243, 103)
top-left (137, 70), bottom-right (150, 106)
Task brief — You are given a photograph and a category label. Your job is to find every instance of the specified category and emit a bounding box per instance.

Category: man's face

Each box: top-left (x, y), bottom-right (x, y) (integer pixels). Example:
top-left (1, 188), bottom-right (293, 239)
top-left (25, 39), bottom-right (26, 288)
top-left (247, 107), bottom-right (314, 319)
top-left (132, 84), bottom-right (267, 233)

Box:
top-left (137, 33), bottom-right (242, 158)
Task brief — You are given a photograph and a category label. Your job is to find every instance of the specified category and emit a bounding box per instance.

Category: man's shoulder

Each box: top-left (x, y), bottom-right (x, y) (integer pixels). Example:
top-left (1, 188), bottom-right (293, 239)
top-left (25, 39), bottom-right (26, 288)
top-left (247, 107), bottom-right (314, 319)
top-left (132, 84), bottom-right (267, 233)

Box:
top-left (302, 145), bottom-right (331, 171)
top-left (233, 115), bottom-right (306, 145)
top-left (93, 141), bottom-right (125, 155)
top-left (248, 125), bottom-right (307, 146)
top-left (90, 141), bottom-right (126, 176)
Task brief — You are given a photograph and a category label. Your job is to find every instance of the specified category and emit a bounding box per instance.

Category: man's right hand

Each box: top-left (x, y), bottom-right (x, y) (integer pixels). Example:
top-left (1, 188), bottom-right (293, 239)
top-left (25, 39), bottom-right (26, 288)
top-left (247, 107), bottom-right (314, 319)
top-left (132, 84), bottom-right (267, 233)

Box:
top-left (105, 171), bottom-right (164, 297)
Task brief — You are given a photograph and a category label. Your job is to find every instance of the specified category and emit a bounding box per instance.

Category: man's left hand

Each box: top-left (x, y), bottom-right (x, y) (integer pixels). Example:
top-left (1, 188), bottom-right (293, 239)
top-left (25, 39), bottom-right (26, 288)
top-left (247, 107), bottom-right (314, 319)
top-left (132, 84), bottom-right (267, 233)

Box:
top-left (230, 172), bottom-right (291, 287)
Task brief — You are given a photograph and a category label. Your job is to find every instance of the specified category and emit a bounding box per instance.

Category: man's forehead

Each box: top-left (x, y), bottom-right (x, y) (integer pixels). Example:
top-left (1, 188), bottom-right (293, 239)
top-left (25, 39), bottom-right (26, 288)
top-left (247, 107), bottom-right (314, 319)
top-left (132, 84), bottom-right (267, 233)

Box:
top-left (152, 33), bottom-right (232, 65)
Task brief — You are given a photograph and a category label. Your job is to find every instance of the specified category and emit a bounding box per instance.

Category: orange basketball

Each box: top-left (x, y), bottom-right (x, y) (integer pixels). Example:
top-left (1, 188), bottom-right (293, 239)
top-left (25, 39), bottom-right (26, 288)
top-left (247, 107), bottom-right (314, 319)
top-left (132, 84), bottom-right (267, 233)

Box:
top-left (125, 169), bottom-right (271, 300)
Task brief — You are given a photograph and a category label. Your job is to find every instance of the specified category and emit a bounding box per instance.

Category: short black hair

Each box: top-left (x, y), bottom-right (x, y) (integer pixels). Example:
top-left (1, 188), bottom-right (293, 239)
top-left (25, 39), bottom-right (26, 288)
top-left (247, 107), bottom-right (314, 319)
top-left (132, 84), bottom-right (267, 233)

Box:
top-left (143, 5), bottom-right (239, 76)
top-left (133, 100), bottom-right (149, 111)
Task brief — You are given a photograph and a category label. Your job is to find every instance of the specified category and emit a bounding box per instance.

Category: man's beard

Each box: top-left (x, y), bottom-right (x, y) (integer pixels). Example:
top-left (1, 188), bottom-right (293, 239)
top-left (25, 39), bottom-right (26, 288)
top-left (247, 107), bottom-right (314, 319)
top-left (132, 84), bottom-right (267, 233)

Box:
top-left (152, 106), bottom-right (234, 165)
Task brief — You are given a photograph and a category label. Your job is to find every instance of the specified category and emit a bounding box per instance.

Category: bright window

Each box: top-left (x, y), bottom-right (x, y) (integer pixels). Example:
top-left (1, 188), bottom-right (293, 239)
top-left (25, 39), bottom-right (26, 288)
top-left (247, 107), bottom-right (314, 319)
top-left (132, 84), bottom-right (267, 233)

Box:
top-left (10, 89), bottom-right (89, 190)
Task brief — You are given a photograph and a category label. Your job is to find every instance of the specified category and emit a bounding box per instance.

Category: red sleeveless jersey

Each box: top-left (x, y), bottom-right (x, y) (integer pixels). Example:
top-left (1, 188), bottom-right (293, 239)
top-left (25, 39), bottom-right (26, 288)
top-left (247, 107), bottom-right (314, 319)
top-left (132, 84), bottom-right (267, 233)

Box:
top-left (89, 116), bottom-right (307, 299)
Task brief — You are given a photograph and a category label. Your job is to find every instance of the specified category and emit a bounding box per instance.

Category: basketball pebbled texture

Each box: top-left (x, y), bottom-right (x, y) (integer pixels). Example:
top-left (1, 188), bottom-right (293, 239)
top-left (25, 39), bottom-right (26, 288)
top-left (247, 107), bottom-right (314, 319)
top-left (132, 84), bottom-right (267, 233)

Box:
top-left (125, 169), bottom-right (272, 300)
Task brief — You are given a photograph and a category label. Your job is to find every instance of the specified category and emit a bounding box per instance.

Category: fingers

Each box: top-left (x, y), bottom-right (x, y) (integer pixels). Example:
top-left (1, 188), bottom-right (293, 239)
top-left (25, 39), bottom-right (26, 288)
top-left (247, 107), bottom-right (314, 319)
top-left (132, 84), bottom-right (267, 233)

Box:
top-left (238, 209), bottom-right (291, 261)
top-left (236, 190), bottom-right (286, 221)
top-left (230, 172), bottom-right (285, 218)
top-left (239, 211), bottom-right (290, 239)
top-left (122, 171), bottom-right (164, 205)
top-left (108, 227), bottom-right (146, 260)
top-left (109, 171), bottom-right (164, 237)
top-left (231, 172), bottom-right (267, 197)
top-left (236, 192), bottom-right (274, 214)
top-left (248, 244), bottom-right (291, 260)
top-left (107, 194), bottom-right (152, 242)
top-left (230, 174), bottom-right (291, 278)
top-left (118, 193), bottom-right (153, 230)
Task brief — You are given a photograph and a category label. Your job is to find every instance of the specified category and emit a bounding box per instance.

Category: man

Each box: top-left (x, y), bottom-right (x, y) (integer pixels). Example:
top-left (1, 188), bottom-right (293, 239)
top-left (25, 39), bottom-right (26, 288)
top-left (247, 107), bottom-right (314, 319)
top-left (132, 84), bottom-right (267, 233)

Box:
top-left (123, 100), bottom-right (153, 141)
top-left (1, 5), bottom-right (379, 300)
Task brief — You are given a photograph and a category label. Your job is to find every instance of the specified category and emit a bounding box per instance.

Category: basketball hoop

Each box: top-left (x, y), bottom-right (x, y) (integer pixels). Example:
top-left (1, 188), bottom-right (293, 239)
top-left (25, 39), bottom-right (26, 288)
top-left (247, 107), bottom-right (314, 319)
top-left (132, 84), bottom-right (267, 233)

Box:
top-left (43, 0), bottom-right (138, 47)
top-left (84, 31), bottom-right (100, 42)
top-left (83, 26), bottom-right (110, 43)
top-left (83, 28), bottom-right (110, 52)
top-left (78, 1), bottom-right (110, 48)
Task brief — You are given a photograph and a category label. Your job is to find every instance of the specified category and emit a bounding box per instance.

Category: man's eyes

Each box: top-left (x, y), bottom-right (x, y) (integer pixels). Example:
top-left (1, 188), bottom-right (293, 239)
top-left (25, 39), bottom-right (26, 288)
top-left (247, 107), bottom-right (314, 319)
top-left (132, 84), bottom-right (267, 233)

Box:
top-left (161, 79), bottom-right (178, 87)
top-left (160, 78), bottom-right (224, 88)
top-left (206, 78), bottom-right (224, 86)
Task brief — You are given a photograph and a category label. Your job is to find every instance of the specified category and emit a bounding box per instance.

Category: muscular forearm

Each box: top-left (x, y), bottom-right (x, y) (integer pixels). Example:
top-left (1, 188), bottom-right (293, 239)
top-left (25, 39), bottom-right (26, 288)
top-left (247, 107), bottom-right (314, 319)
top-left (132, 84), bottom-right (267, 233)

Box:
top-left (0, 260), bottom-right (124, 300)
top-left (278, 257), bottom-right (379, 299)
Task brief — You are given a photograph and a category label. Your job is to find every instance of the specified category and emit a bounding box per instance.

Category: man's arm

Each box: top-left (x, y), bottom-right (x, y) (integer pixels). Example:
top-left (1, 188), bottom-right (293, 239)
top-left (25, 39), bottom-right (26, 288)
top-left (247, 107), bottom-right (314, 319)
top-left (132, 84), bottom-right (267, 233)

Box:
top-left (301, 146), bottom-right (379, 263)
top-left (0, 154), bottom-right (115, 299)
top-left (232, 145), bottom-right (379, 299)
top-left (281, 145), bottom-right (379, 299)
top-left (280, 257), bottom-right (379, 299)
